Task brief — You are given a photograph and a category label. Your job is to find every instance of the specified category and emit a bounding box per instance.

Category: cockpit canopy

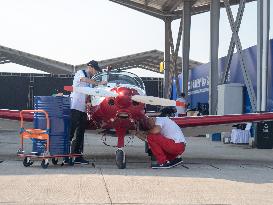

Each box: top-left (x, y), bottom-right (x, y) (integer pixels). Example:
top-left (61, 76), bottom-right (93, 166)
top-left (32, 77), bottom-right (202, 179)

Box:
top-left (92, 70), bottom-right (145, 90)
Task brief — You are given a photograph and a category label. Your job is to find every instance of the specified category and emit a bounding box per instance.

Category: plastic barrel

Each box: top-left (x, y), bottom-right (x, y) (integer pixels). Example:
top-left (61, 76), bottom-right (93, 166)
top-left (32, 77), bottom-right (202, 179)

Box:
top-left (33, 96), bottom-right (71, 155)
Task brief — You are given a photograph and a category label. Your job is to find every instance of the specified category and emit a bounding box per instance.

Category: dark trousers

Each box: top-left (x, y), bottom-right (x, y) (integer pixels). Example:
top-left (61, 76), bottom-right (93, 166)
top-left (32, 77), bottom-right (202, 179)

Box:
top-left (70, 109), bottom-right (87, 154)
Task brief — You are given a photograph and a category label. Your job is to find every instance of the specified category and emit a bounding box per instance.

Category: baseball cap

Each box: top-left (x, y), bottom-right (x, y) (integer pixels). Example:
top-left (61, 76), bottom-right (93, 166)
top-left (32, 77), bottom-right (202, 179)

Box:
top-left (87, 60), bottom-right (101, 72)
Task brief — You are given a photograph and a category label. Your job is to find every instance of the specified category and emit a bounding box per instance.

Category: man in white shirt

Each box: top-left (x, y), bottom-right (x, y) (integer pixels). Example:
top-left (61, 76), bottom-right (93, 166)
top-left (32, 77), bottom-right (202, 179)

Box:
top-left (69, 60), bottom-right (107, 164)
top-left (176, 92), bottom-right (187, 117)
top-left (136, 117), bottom-right (186, 169)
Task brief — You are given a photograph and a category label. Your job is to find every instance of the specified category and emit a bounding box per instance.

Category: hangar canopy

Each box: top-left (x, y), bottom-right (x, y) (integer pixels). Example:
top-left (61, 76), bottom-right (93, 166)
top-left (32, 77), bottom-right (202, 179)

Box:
top-left (0, 45), bottom-right (74, 74)
top-left (0, 45), bottom-right (201, 74)
top-left (109, 0), bottom-right (256, 20)
top-left (76, 50), bottom-right (201, 73)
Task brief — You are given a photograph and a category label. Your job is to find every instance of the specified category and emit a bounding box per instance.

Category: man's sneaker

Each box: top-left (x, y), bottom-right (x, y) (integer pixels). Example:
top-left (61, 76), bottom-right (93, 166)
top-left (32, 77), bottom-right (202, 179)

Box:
top-left (63, 157), bottom-right (69, 165)
top-left (151, 161), bottom-right (172, 169)
top-left (74, 157), bottom-right (89, 165)
top-left (169, 157), bottom-right (183, 167)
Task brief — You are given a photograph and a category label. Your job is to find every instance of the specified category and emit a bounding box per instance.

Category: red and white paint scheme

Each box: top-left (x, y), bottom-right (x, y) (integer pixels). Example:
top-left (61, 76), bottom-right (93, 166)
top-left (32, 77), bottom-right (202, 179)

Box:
top-left (66, 70), bottom-right (176, 169)
top-left (64, 70), bottom-right (197, 168)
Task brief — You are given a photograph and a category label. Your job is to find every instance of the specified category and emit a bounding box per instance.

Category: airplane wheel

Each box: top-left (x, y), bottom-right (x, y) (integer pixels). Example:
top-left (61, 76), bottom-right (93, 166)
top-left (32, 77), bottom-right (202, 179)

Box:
top-left (116, 149), bottom-right (126, 169)
top-left (23, 157), bottom-right (33, 167)
top-left (51, 158), bottom-right (58, 165)
top-left (41, 159), bottom-right (49, 169)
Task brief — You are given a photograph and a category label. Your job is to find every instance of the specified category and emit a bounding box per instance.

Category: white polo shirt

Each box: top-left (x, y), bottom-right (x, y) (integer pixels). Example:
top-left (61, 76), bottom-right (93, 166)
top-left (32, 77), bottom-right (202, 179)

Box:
top-left (70, 70), bottom-right (92, 113)
top-left (155, 117), bottom-right (186, 143)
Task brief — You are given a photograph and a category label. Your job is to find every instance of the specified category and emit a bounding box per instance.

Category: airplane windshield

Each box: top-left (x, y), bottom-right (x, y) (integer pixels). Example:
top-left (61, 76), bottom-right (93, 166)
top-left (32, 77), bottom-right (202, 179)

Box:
top-left (92, 71), bottom-right (145, 90)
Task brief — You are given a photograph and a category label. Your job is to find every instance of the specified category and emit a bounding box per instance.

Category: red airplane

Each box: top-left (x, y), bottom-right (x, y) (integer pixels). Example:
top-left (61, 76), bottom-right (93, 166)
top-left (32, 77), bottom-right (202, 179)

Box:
top-left (64, 70), bottom-right (183, 169)
top-left (1, 70), bottom-right (273, 169)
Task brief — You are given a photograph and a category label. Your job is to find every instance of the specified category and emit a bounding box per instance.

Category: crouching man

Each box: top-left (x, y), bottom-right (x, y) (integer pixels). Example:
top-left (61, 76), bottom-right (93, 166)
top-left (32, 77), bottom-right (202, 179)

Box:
top-left (136, 117), bottom-right (186, 169)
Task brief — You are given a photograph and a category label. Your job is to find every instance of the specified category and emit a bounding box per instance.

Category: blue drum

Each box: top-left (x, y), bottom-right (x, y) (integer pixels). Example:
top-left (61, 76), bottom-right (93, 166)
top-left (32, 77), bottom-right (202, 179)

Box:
top-left (32, 96), bottom-right (71, 155)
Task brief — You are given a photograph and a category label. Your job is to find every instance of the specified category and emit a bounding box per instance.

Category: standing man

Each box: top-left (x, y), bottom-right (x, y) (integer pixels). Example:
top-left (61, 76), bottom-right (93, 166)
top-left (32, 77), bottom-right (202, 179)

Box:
top-left (70, 60), bottom-right (106, 164)
top-left (136, 117), bottom-right (186, 169)
top-left (176, 92), bottom-right (187, 117)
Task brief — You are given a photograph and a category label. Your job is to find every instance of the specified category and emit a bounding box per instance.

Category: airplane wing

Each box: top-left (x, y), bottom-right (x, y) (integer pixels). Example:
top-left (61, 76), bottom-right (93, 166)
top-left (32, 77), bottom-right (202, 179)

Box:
top-left (2, 109), bottom-right (273, 128)
top-left (0, 110), bottom-right (33, 121)
top-left (171, 112), bottom-right (273, 128)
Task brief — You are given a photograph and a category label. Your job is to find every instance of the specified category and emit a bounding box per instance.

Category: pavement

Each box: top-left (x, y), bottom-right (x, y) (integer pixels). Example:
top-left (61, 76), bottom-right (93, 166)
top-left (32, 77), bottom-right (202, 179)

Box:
top-left (1, 119), bottom-right (273, 205)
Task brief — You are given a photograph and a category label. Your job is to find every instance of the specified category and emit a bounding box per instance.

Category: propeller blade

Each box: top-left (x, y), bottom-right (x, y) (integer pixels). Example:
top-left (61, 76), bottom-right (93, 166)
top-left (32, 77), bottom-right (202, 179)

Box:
top-left (131, 95), bottom-right (176, 107)
top-left (74, 87), bottom-right (118, 97)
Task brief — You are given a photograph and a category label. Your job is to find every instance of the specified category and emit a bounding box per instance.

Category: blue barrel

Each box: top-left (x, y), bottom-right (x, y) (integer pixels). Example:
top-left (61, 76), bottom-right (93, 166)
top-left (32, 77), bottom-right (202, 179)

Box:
top-left (33, 96), bottom-right (71, 155)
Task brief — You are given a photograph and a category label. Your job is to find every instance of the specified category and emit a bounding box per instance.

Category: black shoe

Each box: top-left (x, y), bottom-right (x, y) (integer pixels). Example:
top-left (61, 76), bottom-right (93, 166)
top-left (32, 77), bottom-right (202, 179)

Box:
top-left (74, 157), bottom-right (89, 165)
top-left (151, 161), bottom-right (171, 169)
top-left (63, 157), bottom-right (69, 165)
top-left (169, 157), bottom-right (183, 167)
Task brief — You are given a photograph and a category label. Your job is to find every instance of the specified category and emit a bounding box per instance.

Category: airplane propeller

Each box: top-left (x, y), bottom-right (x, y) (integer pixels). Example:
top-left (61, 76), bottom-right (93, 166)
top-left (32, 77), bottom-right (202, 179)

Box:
top-left (68, 86), bottom-right (181, 107)
top-left (131, 95), bottom-right (176, 107)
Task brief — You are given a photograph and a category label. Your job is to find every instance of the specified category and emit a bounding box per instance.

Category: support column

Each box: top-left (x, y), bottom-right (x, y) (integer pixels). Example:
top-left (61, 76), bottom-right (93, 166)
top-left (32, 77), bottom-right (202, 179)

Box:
top-left (182, 0), bottom-right (191, 97)
top-left (261, 0), bottom-right (270, 111)
top-left (221, 0), bottom-right (245, 84)
top-left (257, 0), bottom-right (263, 112)
top-left (164, 18), bottom-right (171, 98)
top-left (224, 0), bottom-right (257, 111)
top-left (209, 0), bottom-right (220, 115)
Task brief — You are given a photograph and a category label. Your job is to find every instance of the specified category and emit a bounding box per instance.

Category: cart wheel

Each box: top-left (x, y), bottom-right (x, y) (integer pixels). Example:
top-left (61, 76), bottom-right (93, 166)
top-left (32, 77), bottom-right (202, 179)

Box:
top-left (41, 159), bottom-right (49, 169)
top-left (69, 158), bottom-right (74, 166)
top-left (51, 158), bottom-right (58, 165)
top-left (23, 157), bottom-right (33, 167)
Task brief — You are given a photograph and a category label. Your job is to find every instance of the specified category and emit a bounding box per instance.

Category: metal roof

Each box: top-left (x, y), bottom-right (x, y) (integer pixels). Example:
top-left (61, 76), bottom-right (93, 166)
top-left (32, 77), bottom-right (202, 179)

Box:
top-left (0, 45), bottom-right (201, 74)
top-left (109, 0), bottom-right (256, 20)
top-left (75, 50), bottom-right (201, 73)
top-left (0, 45), bottom-right (74, 74)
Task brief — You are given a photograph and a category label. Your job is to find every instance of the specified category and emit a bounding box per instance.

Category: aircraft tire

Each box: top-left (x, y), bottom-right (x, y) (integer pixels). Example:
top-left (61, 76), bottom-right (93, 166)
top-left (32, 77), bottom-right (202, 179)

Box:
top-left (116, 149), bottom-right (126, 169)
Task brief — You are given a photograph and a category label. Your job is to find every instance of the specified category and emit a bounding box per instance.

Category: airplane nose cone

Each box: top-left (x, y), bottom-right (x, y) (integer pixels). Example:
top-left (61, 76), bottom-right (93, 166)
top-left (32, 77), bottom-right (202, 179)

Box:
top-left (116, 87), bottom-right (132, 108)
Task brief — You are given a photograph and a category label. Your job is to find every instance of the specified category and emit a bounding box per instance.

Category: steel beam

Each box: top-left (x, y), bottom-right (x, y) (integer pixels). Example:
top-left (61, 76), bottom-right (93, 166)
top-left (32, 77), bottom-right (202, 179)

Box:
top-left (164, 18), bottom-right (172, 98)
top-left (257, 0), bottom-right (263, 112)
top-left (169, 17), bottom-right (183, 98)
top-left (209, 0), bottom-right (220, 115)
top-left (109, 0), bottom-right (180, 20)
top-left (261, 0), bottom-right (270, 111)
top-left (182, 0), bottom-right (192, 98)
top-left (224, 0), bottom-right (257, 111)
top-left (221, 0), bottom-right (245, 84)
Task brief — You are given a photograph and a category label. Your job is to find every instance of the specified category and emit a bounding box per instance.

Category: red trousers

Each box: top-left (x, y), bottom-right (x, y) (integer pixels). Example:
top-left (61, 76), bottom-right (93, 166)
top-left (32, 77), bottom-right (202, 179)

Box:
top-left (147, 134), bottom-right (185, 164)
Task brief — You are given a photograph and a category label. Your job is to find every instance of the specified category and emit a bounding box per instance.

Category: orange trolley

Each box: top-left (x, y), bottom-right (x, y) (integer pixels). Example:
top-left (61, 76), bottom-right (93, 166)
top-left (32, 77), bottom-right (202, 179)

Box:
top-left (17, 110), bottom-right (81, 169)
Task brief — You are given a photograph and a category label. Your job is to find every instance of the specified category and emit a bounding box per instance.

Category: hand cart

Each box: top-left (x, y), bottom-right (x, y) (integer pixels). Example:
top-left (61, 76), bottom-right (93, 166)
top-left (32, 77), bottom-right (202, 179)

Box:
top-left (17, 109), bottom-right (82, 169)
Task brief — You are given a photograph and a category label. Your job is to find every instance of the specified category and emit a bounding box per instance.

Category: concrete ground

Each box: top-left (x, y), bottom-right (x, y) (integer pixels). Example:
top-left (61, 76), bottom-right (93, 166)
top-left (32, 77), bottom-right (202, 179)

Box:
top-left (1, 119), bottom-right (273, 205)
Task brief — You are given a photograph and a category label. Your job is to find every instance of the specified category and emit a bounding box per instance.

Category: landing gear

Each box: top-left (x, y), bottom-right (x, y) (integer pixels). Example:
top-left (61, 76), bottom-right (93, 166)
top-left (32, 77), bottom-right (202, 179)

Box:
top-left (115, 149), bottom-right (126, 169)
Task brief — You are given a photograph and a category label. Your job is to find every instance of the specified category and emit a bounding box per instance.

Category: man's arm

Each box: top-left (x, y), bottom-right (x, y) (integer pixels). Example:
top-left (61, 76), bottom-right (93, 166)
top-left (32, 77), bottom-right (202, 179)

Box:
top-left (148, 125), bottom-right (161, 134)
top-left (80, 77), bottom-right (107, 86)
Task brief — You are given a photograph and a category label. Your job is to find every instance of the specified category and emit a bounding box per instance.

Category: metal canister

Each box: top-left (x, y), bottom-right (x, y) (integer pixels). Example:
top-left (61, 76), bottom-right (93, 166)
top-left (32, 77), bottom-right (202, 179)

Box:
top-left (33, 96), bottom-right (71, 155)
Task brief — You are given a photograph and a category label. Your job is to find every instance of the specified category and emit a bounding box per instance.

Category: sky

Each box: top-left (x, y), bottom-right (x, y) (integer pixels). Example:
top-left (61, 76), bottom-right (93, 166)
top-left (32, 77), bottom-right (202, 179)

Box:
top-left (0, 0), bottom-right (272, 76)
